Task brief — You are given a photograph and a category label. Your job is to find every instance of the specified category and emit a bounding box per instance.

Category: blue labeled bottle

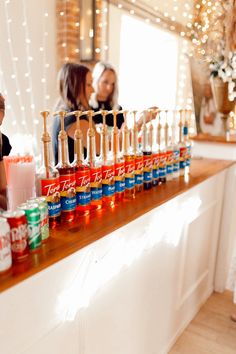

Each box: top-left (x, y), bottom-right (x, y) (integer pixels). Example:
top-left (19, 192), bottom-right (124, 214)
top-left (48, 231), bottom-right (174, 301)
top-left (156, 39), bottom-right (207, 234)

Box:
top-left (55, 111), bottom-right (76, 222)
top-left (132, 110), bottom-right (143, 193)
top-left (85, 111), bottom-right (103, 210)
top-left (112, 110), bottom-right (125, 202)
top-left (70, 110), bottom-right (91, 215)
top-left (99, 110), bottom-right (115, 207)
top-left (141, 111), bottom-right (152, 190)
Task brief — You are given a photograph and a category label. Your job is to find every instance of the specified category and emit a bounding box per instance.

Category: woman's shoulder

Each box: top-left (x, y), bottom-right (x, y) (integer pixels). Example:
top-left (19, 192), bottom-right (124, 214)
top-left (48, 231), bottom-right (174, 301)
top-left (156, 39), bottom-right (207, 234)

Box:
top-left (2, 133), bottom-right (12, 157)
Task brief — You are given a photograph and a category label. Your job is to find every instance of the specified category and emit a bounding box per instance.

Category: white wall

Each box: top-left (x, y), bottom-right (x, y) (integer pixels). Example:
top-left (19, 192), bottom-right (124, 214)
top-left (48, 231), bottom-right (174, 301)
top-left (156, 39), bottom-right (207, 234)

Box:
top-left (0, 0), bottom-right (57, 155)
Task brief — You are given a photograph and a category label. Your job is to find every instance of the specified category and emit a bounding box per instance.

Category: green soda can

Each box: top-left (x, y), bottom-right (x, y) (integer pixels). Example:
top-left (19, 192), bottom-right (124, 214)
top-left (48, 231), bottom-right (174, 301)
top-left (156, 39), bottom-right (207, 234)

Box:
top-left (28, 197), bottom-right (49, 242)
top-left (18, 203), bottom-right (41, 251)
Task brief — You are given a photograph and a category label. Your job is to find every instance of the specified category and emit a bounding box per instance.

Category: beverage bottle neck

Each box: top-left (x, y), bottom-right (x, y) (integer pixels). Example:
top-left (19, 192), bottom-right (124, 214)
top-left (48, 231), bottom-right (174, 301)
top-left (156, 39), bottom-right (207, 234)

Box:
top-left (58, 130), bottom-right (70, 167)
top-left (86, 128), bottom-right (97, 167)
top-left (100, 126), bottom-right (110, 163)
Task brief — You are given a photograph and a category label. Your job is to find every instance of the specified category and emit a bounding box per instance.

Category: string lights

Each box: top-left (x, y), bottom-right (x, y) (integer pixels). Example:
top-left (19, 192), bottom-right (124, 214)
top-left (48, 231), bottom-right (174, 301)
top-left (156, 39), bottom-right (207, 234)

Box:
top-left (0, 0), bottom-right (57, 155)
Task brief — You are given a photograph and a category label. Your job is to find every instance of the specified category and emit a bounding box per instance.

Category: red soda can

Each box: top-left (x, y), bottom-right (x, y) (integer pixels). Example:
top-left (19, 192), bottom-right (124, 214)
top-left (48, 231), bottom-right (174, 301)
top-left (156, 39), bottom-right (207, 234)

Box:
top-left (2, 210), bottom-right (29, 261)
top-left (0, 217), bottom-right (12, 272)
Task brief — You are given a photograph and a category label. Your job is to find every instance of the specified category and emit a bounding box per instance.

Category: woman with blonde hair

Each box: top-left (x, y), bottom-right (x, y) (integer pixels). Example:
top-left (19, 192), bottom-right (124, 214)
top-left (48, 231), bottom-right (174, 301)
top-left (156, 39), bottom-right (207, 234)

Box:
top-left (89, 61), bottom-right (124, 129)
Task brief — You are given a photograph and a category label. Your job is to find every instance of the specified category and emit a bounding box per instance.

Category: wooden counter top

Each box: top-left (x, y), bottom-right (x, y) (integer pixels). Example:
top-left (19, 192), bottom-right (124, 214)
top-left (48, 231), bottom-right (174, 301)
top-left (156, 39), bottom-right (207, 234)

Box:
top-left (0, 158), bottom-right (234, 293)
top-left (191, 134), bottom-right (236, 144)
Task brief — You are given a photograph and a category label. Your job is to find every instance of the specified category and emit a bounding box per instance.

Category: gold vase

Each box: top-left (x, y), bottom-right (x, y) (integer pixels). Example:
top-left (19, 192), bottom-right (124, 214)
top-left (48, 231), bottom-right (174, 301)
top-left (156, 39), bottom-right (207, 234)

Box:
top-left (210, 77), bottom-right (235, 138)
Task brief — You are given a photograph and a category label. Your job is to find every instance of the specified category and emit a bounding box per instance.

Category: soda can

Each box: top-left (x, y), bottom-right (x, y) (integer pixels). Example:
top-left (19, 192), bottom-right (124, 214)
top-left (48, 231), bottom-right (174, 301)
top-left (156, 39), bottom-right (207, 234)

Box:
top-left (28, 197), bottom-right (49, 242)
top-left (18, 203), bottom-right (41, 251)
top-left (0, 217), bottom-right (12, 272)
top-left (2, 210), bottom-right (29, 261)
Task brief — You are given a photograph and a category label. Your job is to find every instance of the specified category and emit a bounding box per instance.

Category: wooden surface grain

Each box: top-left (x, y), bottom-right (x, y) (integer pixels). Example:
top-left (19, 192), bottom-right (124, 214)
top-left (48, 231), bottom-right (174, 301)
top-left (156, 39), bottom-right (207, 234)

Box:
top-left (191, 134), bottom-right (236, 144)
top-left (0, 158), bottom-right (234, 293)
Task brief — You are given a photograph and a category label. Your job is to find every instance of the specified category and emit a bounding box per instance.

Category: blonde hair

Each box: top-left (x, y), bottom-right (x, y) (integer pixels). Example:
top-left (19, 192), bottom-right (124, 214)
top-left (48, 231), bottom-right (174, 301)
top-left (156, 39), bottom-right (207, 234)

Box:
top-left (90, 61), bottom-right (119, 109)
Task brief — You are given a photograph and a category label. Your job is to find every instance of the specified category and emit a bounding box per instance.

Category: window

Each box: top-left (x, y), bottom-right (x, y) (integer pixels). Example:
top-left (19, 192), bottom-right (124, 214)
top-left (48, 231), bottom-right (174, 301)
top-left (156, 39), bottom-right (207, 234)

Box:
top-left (118, 14), bottom-right (179, 110)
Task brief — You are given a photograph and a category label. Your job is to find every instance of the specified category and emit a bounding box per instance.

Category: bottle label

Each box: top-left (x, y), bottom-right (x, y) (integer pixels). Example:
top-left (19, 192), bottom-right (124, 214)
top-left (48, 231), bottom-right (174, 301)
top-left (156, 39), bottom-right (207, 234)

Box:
top-left (166, 150), bottom-right (173, 175)
top-left (125, 160), bottom-right (135, 176)
top-left (115, 162), bottom-right (125, 193)
top-left (125, 176), bottom-right (135, 189)
top-left (90, 167), bottom-right (102, 201)
top-left (76, 169), bottom-right (90, 207)
top-left (102, 165), bottom-right (115, 197)
top-left (135, 156), bottom-right (143, 174)
top-left (77, 192), bottom-right (91, 206)
top-left (60, 174), bottom-right (76, 212)
top-left (152, 153), bottom-right (159, 180)
top-left (125, 159), bottom-right (135, 190)
top-left (159, 152), bottom-right (166, 177)
top-left (143, 155), bottom-right (152, 183)
top-left (41, 178), bottom-right (61, 217)
top-left (152, 153), bottom-right (159, 169)
top-left (135, 174), bottom-right (143, 185)
top-left (183, 126), bottom-right (188, 135)
top-left (186, 145), bottom-right (191, 167)
top-left (152, 168), bottom-right (159, 180)
top-left (179, 146), bottom-right (187, 170)
top-left (173, 149), bottom-right (180, 172)
top-left (134, 156), bottom-right (143, 186)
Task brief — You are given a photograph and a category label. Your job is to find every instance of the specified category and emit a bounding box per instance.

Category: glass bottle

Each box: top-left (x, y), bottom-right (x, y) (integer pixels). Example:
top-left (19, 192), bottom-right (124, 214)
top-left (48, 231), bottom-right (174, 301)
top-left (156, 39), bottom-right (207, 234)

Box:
top-left (85, 110), bottom-right (103, 210)
top-left (158, 111), bottom-right (167, 184)
top-left (164, 110), bottom-right (174, 181)
top-left (71, 110), bottom-right (91, 215)
top-left (178, 109), bottom-right (187, 176)
top-left (141, 110), bottom-right (152, 190)
top-left (55, 111), bottom-right (76, 222)
top-left (132, 110), bottom-right (143, 193)
top-left (122, 111), bottom-right (135, 199)
top-left (37, 110), bottom-right (61, 228)
top-left (171, 110), bottom-right (180, 179)
top-left (112, 110), bottom-right (125, 202)
top-left (151, 109), bottom-right (160, 186)
top-left (183, 109), bottom-right (192, 174)
top-left (99, 110), bottom-right (115, 207)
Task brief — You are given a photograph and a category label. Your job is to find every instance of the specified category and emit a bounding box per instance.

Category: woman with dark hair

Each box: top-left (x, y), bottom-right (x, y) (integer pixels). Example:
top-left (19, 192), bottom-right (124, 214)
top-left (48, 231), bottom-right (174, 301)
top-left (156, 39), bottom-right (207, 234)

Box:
top-left (0, 93), bottom-right (11, 210)
top-left (52, 62), bottom-right (98, 164)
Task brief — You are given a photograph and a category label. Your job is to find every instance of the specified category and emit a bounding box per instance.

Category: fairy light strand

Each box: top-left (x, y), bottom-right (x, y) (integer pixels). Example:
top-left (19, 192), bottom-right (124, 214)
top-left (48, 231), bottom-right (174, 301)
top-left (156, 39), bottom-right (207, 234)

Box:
top-left (4, 0), bottom-right (27, 126)
top-left (22, 0), bottom-right (37, 130)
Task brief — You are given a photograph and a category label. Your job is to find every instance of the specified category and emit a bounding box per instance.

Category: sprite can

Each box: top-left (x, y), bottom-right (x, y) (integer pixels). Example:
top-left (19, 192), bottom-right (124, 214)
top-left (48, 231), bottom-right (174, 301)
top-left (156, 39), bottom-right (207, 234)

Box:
top-left (18, 202), bottom-right (41, 251)
top-left (28, 197), bottom-right (49, 242)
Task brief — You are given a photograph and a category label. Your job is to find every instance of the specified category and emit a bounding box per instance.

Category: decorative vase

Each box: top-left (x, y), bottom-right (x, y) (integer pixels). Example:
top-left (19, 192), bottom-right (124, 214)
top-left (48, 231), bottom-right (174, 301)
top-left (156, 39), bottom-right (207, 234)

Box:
top-left (210, 77), bottom-right (235, 138)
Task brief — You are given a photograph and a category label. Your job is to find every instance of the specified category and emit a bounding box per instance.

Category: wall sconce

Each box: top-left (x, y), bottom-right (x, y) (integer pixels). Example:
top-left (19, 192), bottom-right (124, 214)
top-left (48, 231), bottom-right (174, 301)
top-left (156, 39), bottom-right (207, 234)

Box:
top-left (80, 0), bottom-right (95, 61)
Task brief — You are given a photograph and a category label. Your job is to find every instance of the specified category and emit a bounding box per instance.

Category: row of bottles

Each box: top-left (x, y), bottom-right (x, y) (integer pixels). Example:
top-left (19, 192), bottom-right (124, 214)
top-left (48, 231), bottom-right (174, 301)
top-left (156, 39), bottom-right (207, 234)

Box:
top-left (37, 108), bottom-right (192, 227)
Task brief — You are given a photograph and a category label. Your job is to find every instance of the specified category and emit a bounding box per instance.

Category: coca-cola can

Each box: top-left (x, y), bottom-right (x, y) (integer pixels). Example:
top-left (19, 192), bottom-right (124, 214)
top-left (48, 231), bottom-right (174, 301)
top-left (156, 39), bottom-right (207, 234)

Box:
top-left (0, 217), bottom-right (12, 272)
top-left (2, 210), bottom-right (29, 261)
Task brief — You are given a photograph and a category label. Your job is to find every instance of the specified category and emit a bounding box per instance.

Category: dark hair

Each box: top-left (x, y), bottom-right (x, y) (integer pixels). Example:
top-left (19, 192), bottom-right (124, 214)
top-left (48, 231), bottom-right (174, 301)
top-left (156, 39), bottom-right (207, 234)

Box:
top-left (57, 62), bottom-right (90, 110)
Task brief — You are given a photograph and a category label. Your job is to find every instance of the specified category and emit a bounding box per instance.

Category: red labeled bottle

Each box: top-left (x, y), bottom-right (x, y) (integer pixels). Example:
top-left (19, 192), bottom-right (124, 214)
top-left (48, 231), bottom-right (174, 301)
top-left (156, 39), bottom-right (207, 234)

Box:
top-left (70, 110), bottom-right (91, 215)
top-left (131, 111), bottom-right (143, 193)
top-left (141, 111), bottom-right (152, 190)
top-left (99, 110), bottom-right (115, 207)
top-left (150, 110), bottom-right (159, 186)
top-left (157, 111), bottom-right (167, 184)
top-left (55, 111), bottom-right (76, 222)
top-left (112, 110), bottom-right (125, 202)
top-left (37, 111), bottom-right (61, 228)
top-left (122, 111), bottom-right (135, 199)
top-left (178, 109), bottom-right (187, 176)
top-left (85, 111), bottom-right (102, 210)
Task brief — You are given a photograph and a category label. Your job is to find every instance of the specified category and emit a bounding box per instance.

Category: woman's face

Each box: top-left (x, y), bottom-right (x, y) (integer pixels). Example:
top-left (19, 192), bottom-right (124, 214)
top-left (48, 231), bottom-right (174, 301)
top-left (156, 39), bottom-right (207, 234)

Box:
top-left (97, 69), bottom-right (116, 101)
top-left (80, 71), bottom-right (94, 109)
